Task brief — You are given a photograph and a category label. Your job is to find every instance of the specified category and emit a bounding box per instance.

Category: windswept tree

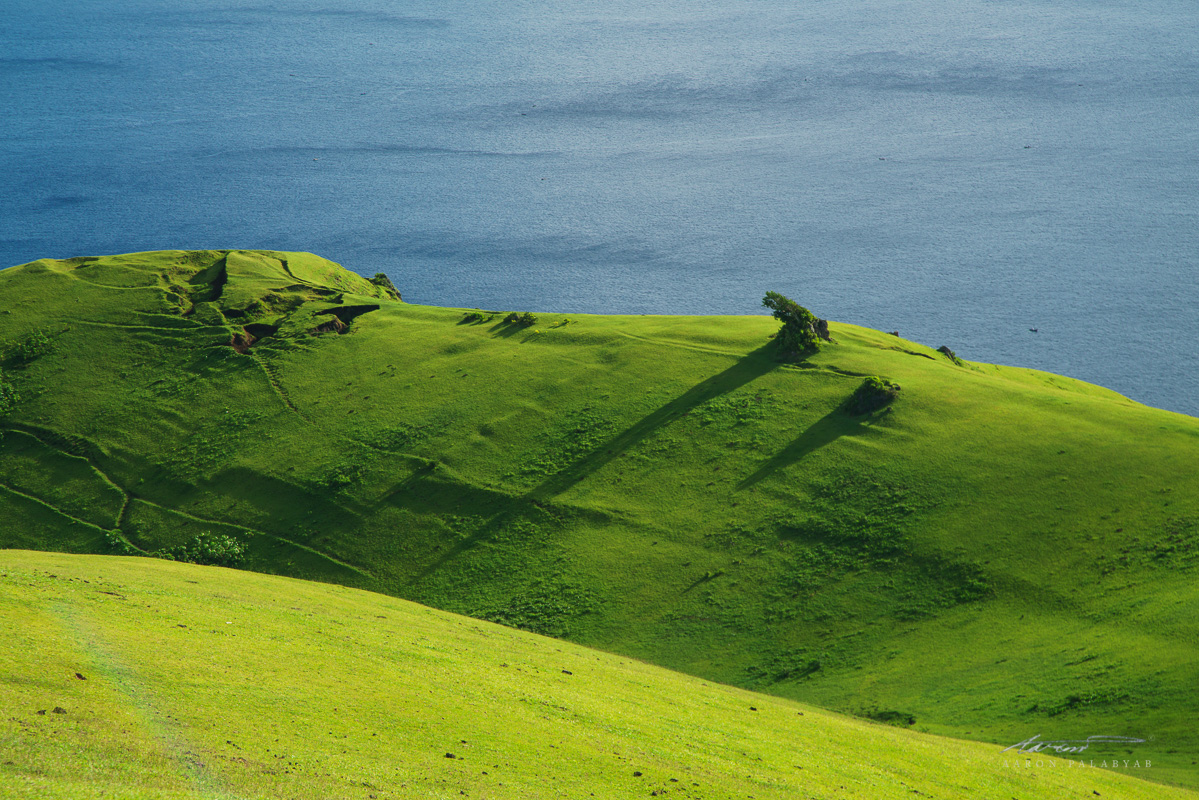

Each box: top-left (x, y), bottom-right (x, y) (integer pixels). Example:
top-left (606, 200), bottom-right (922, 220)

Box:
top-left (762, 291), bottom-right (827, 356)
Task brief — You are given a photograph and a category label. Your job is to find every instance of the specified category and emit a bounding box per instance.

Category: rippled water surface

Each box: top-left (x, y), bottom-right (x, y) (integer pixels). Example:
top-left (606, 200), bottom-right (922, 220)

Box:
top-left (2, 0), bottom-right (1196, 413)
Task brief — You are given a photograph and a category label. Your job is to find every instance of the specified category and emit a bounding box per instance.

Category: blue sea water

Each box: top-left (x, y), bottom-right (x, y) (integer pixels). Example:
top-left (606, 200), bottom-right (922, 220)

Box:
top-left (2, 0), bottom-right (1196, 414)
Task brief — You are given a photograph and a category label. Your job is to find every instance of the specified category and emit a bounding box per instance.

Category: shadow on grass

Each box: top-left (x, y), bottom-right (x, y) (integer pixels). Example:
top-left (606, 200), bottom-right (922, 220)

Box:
top-left (528, 344), bottom-right (780, 501)
top-left (381, 469), bottom-right (551, 580)
top-left (737, 409), bottom-right (869, 489)
top-left (488, 320), bottom-right (530, 339)
top-left (203, 466), bottom-right (370, 519)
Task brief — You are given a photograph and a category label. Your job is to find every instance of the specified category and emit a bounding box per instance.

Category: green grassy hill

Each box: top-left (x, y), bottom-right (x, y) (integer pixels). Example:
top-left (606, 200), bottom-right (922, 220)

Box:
top-left (2, 250), bottom-right (1197, 787)
top-left (1, 550), bottom-right (1186, 800)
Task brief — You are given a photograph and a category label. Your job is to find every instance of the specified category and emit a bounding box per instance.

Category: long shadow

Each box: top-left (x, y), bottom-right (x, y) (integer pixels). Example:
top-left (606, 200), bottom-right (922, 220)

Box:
top-left (738, 409), bottom-right (869, 489)
top-left (202, 466), bottom-right (368, 521)
top-left (528, 344), bottom-right (780, 501)
top-left (378, 467), bottom-right (547, 580)
top-left (488, 320), bottom-right (527, 339)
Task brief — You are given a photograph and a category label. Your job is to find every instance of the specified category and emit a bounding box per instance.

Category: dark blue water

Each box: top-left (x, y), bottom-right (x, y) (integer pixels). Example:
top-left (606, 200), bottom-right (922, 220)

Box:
top-left (2, 0), bottom-right (1196, 415)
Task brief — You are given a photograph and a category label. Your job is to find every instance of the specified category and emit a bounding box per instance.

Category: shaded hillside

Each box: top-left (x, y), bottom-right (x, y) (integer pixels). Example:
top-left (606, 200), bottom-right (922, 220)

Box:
top-left (1, 250), bottom-right (1197, 787)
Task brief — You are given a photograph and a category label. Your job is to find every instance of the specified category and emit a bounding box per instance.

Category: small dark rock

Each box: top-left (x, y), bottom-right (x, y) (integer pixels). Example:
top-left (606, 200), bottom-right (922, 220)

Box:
top-left (446, 753), bottom-right (456, 759)
top-left (750, 706), bottom-right (757, 711)
top-left (36, 710), bottom-right (46, 716)
top-left (75, 672), bottom-right (86, 680)
top-left (52, 707), bottom-right (66, 714)
top-left (633, 771), bottom-right (642, 777)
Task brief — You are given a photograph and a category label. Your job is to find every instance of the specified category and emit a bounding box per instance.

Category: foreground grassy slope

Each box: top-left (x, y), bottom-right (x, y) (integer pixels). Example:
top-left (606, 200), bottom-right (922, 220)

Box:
top-left (1, 251), bottom-right (1197, 785)
top-left (0, 550), bottom-right (1185, 800)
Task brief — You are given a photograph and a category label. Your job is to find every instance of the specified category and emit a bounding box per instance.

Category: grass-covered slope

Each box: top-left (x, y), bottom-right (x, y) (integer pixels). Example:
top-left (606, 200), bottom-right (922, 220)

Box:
top-left (2, 250), bottom-right (1197, 786)
top-left (1, 550), bottom-right (1187, 800)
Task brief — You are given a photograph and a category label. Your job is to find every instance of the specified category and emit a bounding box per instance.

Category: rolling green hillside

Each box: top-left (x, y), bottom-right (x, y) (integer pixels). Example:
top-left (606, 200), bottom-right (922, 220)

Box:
top-left (1, 550), bottom-right (1186, 800)
top-left (1, 250), bottom-right (1197, 787)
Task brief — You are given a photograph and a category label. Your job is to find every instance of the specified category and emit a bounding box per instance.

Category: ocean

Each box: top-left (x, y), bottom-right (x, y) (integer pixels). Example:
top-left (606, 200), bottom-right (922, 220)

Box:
top-left (2, 0), bottom-right (1196, 414)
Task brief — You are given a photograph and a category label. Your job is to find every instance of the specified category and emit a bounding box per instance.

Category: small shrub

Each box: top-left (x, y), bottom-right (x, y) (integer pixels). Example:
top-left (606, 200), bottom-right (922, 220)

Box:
top-left (937, 345), bottom-right (963, 366)
top-left (159, 533), bottom-right (247, 567)
top-left (103, 530), bottom-right (137, 555)
top-left (845, 377), bottom-right (900, 414)
top-left (7, 330), bottom-right (52, 365)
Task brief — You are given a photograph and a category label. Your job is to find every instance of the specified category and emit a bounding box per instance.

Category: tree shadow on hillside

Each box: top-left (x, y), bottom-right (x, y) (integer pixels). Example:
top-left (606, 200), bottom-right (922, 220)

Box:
top-left (737, 409), bottom-right (869, 490)
top-left (380, 468), bottom-right (553, 580)
top-left (527, 344), bottom-right (780, 501)
top-left (201, 467), bottom-right (369, 523)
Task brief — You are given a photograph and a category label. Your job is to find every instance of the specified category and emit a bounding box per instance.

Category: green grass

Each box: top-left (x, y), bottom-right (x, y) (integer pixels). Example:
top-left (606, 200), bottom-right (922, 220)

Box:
top-left (2, 250), bottom-right (1198, 788)
top-left (1, 550), bottom-right (1188, 800)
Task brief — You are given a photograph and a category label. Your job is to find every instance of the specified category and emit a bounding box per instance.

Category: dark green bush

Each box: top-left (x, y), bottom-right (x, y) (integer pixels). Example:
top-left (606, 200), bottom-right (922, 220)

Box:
top-left (762, 292), bottom-right (822, 356)
top-left (159, 534), bottom-right (247, 567)
top-left (6, 330), bottom-right (52, 365)
top-left (503, 311), bottom-right (538, 327)
top-left (846, 376), bottom-right (900, 414)
top-left (103, 530), bottom-right (137, 555)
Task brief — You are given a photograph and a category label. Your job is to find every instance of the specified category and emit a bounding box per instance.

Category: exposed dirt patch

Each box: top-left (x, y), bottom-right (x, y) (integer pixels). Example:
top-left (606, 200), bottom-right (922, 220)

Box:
top-left (229, 330), bottom-right (256, 354)
top-left (310, 317), bottom-right (347, 335)
top-left (227, 324), bottom-right (280, 352)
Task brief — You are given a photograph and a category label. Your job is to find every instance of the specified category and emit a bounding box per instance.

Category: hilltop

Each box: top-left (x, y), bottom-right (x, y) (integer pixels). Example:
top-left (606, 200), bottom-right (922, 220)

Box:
top-left (1, 250), bottom-right (1197, 787)
top-left (1, 550), bottom-right (1187, 799)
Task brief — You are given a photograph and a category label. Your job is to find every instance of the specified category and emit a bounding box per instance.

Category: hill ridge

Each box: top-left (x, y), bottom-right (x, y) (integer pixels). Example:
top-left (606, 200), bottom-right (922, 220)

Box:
top-left (1, 250), bottom-right (1196, 788)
